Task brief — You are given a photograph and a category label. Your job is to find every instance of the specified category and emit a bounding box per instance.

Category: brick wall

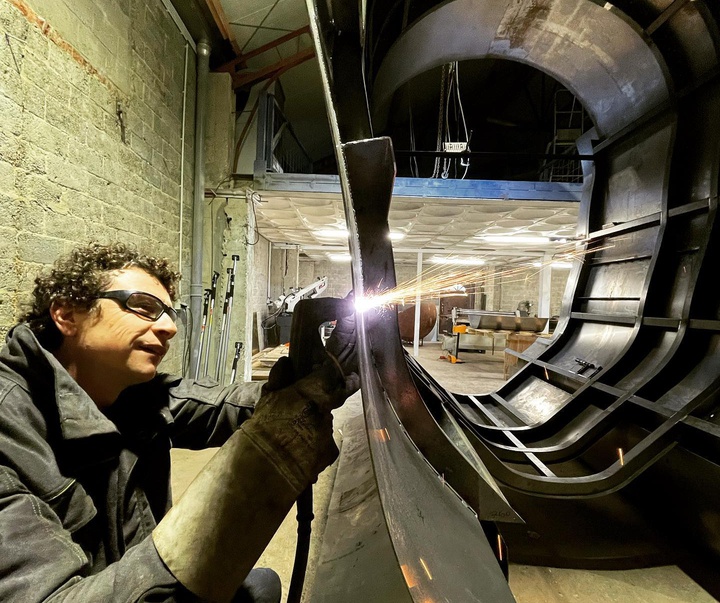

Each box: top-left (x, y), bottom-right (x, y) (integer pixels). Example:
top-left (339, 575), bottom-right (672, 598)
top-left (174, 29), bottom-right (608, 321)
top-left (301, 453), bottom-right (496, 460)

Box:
top-left (0, 0), bottom-right (195, 371)
top-left (499, 267), bottom-right (540, 313)
top-left (498, 265), bottom-right (569, 316)
top-left (310, 259), bottom-right (352, 299)
top-left (551, 268), bottom-right (571, 317)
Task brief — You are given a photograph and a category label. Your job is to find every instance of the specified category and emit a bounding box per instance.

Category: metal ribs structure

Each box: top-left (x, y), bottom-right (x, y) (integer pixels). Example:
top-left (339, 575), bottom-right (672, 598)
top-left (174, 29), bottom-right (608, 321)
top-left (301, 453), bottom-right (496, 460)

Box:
top-left (306, 0), bottom-right (720, 600)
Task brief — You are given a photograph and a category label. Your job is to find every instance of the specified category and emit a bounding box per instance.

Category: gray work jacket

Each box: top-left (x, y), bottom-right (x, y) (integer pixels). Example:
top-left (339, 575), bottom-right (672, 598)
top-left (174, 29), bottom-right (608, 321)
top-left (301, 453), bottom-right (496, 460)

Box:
top-left (0, 325), bottom-right (263, 601)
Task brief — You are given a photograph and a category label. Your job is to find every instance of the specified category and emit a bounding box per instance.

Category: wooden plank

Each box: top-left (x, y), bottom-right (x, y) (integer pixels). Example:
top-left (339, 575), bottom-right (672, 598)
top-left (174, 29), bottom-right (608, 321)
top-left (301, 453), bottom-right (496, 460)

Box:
top-left (251, 344), bottom-right (289, 380)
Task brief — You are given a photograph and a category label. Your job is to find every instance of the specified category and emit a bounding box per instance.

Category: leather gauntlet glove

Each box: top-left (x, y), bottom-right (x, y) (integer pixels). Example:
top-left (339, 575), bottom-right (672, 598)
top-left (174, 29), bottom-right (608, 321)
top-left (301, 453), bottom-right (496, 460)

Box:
top-left (253, 357), bottom-right (358, 489)
top-left (152, 358), bottom-right (358, 603)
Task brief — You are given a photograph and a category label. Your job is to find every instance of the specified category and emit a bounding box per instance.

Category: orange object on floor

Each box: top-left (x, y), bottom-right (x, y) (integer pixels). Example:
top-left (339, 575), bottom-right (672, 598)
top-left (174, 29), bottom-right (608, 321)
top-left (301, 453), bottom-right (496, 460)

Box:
top-left (438, 352), bottom-right (464, 364)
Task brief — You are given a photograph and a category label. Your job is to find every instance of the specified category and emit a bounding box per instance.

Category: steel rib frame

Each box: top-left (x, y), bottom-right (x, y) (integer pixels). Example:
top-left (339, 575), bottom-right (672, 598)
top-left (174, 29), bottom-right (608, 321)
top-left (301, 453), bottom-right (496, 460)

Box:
top-left (438, 155), bottom-right (716, 448)
top-left (399, 83), bottom-right (720, 509)
top-left (305, 0), bottom-right (519, 600)
top-left (354, 0), bottom-right (720, 588)
top-left (409, 353), bottom-right (720, 498)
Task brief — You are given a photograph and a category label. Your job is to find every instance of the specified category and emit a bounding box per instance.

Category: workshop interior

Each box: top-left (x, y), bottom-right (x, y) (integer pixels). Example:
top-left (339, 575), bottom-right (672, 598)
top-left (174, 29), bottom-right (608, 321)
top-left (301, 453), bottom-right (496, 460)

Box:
top-left (2, 0), bottom-right (720, 601)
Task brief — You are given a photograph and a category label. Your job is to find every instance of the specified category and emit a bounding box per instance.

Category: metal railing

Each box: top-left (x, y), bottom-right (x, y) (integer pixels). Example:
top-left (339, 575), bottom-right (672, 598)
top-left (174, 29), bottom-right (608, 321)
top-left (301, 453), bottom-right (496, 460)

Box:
top-left (256, 92), bottom-right (313, 176)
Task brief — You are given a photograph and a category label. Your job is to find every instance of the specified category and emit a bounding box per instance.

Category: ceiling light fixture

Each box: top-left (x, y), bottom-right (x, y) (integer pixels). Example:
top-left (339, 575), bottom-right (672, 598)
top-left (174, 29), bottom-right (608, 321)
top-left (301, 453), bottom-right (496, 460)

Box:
top-left (430, 257), bottom-right (486, 266)
top-left (479, 235), bottom-right (551, 244)
top-left (389, 232), bottom-right (405, 241)
top-left (328, 253), bottom-right (352, 262)
top-left (316, 228), bottom-right (349, 239)
top-left (551, 261), bottom-right (573, 269)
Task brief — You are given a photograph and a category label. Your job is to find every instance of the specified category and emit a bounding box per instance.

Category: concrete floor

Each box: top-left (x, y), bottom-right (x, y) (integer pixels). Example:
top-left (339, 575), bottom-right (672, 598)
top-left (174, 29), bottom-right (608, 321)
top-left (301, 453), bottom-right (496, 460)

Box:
top-left (170, 342), bottom-right (716, 602)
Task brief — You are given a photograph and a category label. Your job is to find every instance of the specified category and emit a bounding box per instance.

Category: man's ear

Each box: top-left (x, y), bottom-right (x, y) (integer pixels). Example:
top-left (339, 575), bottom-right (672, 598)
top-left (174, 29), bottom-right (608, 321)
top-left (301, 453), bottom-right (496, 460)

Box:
top-left (49, 300), bottom-right (79, 337)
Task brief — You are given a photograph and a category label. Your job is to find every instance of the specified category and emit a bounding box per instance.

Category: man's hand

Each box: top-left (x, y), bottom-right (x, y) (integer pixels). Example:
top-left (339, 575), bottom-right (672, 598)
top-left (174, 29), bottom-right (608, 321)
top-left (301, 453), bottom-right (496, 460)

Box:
top-left (261, 356), bottom-right (355, 412)
top-left (253, 360), bottom-right (350, 484)
top-left (254, 307), bottom-right (359, 483)
top-left (264, 298), bottom-right (360, 406)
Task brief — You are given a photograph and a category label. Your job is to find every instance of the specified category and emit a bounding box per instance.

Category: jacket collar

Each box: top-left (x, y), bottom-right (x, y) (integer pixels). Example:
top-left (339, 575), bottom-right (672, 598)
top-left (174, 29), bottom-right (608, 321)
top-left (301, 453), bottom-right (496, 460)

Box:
top-left (3, 325), bottom-right (119, 442)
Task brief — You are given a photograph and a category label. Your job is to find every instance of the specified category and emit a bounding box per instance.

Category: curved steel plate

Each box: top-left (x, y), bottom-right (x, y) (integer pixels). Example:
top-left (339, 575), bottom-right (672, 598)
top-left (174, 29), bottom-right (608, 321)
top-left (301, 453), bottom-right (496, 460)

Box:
top-left (371, 0), bottom-right (670, 137)
top-left (305, 0), bottom-right (517, 600)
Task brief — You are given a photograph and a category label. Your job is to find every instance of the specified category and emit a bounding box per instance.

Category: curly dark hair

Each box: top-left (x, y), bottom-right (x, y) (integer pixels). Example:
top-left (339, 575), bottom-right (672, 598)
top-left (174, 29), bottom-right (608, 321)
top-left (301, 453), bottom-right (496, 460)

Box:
top-left (21, 242), bottom-right (181, 348)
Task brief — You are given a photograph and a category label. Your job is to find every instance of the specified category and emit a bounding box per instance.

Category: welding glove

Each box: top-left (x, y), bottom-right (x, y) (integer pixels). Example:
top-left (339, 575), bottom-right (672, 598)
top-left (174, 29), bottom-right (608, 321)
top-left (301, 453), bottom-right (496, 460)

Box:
top-left (152, 355), bottom-right (358, 603)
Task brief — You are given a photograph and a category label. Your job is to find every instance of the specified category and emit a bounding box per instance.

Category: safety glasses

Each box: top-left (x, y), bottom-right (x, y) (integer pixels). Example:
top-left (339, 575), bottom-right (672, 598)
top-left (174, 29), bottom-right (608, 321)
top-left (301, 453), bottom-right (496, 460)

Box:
top-left (97, 290), bottom-right (178, 323)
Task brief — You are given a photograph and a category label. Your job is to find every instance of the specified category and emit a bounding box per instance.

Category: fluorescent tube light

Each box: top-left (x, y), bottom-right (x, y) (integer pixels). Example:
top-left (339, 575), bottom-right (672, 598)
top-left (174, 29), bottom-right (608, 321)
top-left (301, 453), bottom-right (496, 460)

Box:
top-left (479, 235), bottom-right (551, 244)
top-left (430, 257), bottom-right (485, 266)
top-left (317, 229), bottom-right (349, 239)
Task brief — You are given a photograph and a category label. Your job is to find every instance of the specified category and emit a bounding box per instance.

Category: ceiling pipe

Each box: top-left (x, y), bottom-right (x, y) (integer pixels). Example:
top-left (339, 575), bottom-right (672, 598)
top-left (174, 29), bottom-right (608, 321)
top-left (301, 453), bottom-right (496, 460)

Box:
top-left (189, 38), bottom-right (211, 375)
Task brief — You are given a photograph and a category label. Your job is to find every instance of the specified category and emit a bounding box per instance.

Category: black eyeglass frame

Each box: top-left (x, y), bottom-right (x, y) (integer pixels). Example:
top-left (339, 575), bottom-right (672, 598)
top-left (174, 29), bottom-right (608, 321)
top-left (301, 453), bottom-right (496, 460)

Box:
top-left (96, 290), bottom-right (178, 323)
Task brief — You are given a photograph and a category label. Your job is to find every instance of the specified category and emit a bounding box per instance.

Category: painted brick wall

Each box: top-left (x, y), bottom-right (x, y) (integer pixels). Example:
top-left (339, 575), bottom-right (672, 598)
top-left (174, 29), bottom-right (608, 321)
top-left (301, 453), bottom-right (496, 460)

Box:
top-left (550, 269), bottom-right (571, 317)
top-left (498, 267), bottom-right (540, 313)
top-left (0, 0), bottom-right (195, 371)
top-left (309, 259), bottom-right (352, 299)
top-left (498, 266), bottom-right (569, 316)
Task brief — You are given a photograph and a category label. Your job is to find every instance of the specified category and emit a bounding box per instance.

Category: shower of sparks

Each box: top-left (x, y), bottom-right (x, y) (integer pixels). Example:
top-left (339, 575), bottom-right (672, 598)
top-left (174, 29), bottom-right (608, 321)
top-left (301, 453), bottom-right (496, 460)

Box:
top-left (354, 241), bottom-right (612, 313)
top-left (419, 557), bottom-right (433, 580)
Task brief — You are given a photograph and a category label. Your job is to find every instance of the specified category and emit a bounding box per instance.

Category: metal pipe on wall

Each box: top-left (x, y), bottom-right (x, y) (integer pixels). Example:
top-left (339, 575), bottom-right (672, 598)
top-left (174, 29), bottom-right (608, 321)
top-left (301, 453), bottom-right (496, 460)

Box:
top-left (177, 42), bottom-right (189, 298)
top-left (189, 38), bottom-right (211, 375)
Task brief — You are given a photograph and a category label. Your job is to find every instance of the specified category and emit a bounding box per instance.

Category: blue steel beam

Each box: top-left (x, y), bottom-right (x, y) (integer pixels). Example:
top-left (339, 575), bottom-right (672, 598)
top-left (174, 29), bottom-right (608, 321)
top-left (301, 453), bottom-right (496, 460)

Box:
top-left (256, 172), bottom-right (583, 202)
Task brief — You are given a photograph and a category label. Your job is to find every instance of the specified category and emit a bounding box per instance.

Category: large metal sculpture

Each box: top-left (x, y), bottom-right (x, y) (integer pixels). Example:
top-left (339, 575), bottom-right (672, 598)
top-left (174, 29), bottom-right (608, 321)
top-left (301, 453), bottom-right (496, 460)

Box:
top-left (306, 0), bottom-right (720, 600)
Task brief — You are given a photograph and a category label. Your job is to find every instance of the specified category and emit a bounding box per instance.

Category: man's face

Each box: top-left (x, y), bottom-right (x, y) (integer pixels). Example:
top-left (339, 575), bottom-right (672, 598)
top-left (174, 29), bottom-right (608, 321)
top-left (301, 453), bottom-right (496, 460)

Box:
top-left (65, 267), bottom-right (177, 402)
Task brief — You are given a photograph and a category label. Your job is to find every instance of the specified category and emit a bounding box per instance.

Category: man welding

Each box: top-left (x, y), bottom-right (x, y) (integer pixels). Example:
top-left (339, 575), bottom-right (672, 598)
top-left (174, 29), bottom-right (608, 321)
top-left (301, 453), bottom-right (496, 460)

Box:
top-left (0, 242), bottom-right (358, 602)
